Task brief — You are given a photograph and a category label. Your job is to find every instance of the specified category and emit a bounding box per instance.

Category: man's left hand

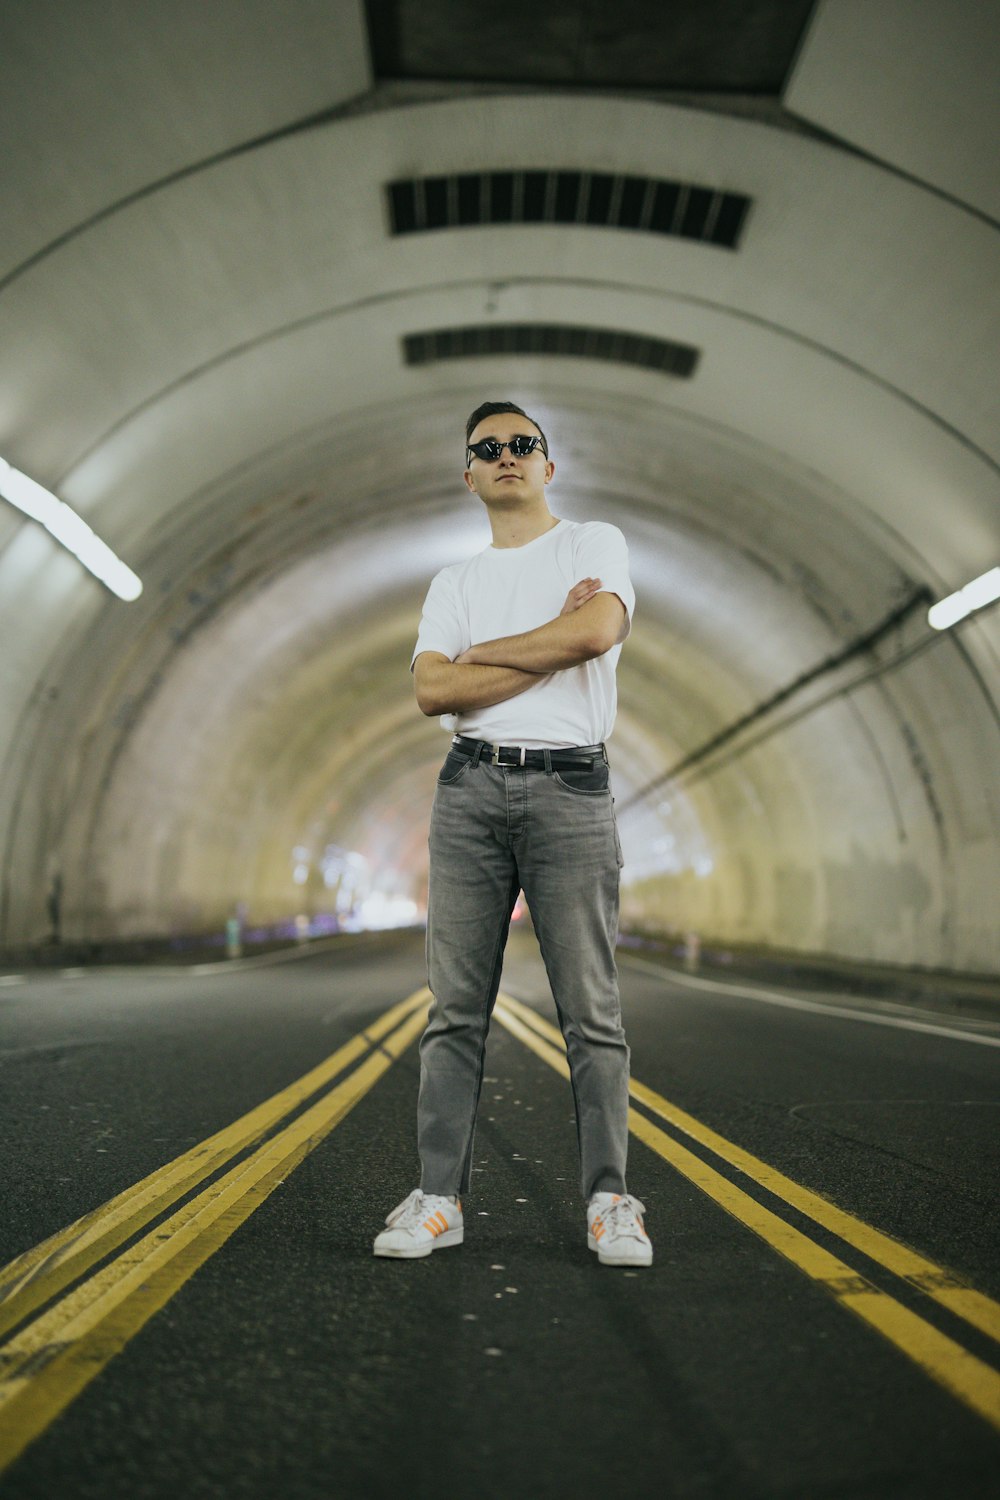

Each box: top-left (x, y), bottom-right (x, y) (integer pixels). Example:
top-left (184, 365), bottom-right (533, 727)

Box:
top-left (561, 577), bottom-right (604, 614)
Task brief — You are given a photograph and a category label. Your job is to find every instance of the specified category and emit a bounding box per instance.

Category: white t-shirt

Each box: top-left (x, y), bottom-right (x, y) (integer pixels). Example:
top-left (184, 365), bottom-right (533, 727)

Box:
top-left (410, 518), bottom-right (635, 748)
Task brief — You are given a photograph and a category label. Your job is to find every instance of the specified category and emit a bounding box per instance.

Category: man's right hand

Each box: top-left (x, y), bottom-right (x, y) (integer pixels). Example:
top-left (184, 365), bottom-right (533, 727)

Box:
top-left (413, 652), bottom-right (544, 718)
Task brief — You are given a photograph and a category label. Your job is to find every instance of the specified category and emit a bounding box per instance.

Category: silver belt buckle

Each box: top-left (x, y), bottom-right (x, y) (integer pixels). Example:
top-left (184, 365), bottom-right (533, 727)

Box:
top-left (488, 743), bottom-right (501, 765)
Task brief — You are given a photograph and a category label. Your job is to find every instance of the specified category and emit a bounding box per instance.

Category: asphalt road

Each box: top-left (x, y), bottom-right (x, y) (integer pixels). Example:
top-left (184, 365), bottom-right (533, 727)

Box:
top-left (1, 927), bottom-right (998, 1499)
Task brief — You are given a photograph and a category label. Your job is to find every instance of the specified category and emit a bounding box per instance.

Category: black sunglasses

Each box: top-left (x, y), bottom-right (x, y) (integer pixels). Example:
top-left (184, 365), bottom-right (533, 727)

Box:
top-left (466, 435), bottom-right (546, 463)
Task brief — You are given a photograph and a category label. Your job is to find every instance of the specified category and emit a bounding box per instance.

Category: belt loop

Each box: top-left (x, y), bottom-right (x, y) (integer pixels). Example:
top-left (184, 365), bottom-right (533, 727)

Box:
top-left (519, 746), bottom-right (526, 767)
top-left (543, 749), bottom-right (552, 775)
top-left (471, 740), bottom-right (484, 768)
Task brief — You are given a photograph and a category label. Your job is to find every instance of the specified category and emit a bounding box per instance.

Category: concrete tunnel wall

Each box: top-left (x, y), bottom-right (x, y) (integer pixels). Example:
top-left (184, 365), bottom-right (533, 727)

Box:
top-left (0, 3), bottom-right (998, 971)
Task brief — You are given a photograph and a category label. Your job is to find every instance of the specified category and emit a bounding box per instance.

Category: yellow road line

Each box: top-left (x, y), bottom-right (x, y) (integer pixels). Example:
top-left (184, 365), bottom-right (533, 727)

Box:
top-left (497, 991), bottom-right (1000, 1345)
top-left (494, 996), bottom-right (1000, 1433)
top-left (0, 998), bottom-right (429, 1475)
top-left (0, 986), bottom-right (429, 1341)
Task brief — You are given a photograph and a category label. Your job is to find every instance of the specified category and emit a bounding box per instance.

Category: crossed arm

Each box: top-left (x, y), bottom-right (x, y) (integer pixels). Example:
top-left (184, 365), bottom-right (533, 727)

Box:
top-left (413, 579), bottom-right (628, 717)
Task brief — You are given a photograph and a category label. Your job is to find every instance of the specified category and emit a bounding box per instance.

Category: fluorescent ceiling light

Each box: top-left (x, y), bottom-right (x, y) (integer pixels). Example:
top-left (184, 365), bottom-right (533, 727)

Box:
top-left (927, 566), bottom-right (1000, 631)
top-left (0, 455), bottom-right (142, 601)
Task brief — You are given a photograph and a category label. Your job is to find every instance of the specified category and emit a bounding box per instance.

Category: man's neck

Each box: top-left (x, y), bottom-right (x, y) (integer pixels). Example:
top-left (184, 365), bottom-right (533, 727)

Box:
top-left (488, 505), bottom-right (560, 549)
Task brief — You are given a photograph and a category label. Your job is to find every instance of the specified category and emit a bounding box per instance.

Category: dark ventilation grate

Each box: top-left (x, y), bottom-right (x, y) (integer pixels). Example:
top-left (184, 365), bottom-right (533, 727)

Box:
top-left (365, 0), bottom-right (817, 95)
top-left (387, 169), bottom-right (750, 248)
top-left (402, 324), bottom-right (700, 378)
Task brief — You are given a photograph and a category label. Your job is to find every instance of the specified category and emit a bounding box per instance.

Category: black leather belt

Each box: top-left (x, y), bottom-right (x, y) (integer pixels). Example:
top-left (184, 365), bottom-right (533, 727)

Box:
top-left (451, 735), bottom-right (607, 770)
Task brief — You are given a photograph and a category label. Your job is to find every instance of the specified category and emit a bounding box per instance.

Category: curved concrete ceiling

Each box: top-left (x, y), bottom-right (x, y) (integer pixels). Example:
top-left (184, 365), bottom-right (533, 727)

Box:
top-left (1, 1), bottom-right (998, 971)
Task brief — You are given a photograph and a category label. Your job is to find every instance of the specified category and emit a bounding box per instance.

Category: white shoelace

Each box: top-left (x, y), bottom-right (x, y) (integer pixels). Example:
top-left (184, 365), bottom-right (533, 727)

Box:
top-left (384, 1189), bottom-right (451, 1230)
top-left (598, 1194), bottom-right (648, 1239)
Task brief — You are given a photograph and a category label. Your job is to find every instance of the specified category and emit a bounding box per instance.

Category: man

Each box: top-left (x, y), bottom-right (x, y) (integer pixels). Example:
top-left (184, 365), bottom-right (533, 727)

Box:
top-left (373, 401), bottom-right (652, 1267)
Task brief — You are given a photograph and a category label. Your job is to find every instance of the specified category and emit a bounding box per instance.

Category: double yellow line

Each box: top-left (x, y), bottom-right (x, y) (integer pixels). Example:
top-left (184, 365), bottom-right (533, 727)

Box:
top-left (493, 992), bottom-right (1000, 1433)
top-left (3, 980), bottom-right (998, 1476)
top-left (0, 986), bottom-right (432, 1474)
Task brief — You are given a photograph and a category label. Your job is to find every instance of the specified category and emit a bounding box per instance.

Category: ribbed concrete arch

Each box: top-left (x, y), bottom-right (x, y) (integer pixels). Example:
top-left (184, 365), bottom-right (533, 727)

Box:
top-left (1, 6), bottom-right (997, 970)
top-left (4, 385), bottom-right (996, 967)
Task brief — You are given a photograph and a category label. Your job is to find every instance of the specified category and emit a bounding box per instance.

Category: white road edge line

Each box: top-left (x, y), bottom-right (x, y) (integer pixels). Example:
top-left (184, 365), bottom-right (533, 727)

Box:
top-left (186, 940), bottom-right (345, 975)
top-left (0, 934), bottom-right (382, 984)
top-left (619, 955), bottom-right (1000, 1049)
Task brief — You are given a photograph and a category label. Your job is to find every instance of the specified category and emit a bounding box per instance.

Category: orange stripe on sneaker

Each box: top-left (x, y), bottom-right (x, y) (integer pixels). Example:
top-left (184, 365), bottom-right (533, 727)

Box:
top-left (433, 1212), bottom-right (449, 1233)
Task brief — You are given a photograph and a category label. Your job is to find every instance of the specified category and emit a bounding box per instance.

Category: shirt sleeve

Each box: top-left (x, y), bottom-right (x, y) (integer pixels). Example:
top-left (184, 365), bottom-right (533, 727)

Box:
top-left (410, 567), bottom-right (469, 671)
top-left (573, 523), bottom-right (636, 628)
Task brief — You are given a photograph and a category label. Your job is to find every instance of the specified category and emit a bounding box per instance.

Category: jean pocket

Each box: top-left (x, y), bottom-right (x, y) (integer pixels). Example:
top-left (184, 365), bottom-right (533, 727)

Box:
top-left (552, 762), bottom-right (610, 795)
top-left (437, 749), bottom-right (472, 785)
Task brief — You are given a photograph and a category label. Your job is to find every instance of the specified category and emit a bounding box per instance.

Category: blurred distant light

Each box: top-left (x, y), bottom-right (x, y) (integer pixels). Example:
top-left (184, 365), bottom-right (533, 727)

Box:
top-left (358, 893), bottom-right (418, 930)
top-left (0, 454), bottom-right (142, 601)
top-left (927, 566), bottom-right (1000, 631)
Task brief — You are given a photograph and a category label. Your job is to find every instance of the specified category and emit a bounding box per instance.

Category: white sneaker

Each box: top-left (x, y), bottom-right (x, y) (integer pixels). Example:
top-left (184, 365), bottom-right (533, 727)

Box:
top-left (373, 1189), bottom-right (465, 1258)
top-left (587, 1192), bottom-right (653, 1266)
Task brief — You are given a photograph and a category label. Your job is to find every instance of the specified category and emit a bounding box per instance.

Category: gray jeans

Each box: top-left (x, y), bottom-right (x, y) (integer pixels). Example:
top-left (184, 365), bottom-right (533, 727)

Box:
top-left (417, 741), bottom-right (631, 1203)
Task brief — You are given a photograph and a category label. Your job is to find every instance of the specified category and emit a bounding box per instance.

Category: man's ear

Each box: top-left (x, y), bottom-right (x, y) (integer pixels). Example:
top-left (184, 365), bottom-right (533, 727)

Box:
top-left (544, 459), bottom-right (556, 485)
top-left (463, 469), bottom-right (477, 492)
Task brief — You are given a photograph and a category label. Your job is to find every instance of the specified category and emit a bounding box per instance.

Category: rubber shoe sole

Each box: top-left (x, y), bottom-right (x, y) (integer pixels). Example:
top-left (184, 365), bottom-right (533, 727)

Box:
top-left (373, 1226), bottom-right (464, 1259)
top-left (588, 1231), bottom-right (652, 1267)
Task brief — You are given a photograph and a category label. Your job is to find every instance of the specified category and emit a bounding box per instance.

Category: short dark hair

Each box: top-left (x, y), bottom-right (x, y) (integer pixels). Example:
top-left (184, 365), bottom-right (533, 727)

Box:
top-left (465, 401), bottom-right (549, 457)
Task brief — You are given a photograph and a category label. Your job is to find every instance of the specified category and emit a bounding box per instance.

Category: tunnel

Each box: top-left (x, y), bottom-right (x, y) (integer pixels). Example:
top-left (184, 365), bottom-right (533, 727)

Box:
top-left (1, 0), bottom-right (997, 972)
top-left (1, 4), bottom-right (998, 1497)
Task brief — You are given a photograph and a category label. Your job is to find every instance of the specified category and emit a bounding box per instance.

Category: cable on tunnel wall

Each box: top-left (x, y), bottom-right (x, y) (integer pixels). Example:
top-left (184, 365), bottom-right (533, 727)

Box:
top-left (617, 585), bottom-right (938, 815)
